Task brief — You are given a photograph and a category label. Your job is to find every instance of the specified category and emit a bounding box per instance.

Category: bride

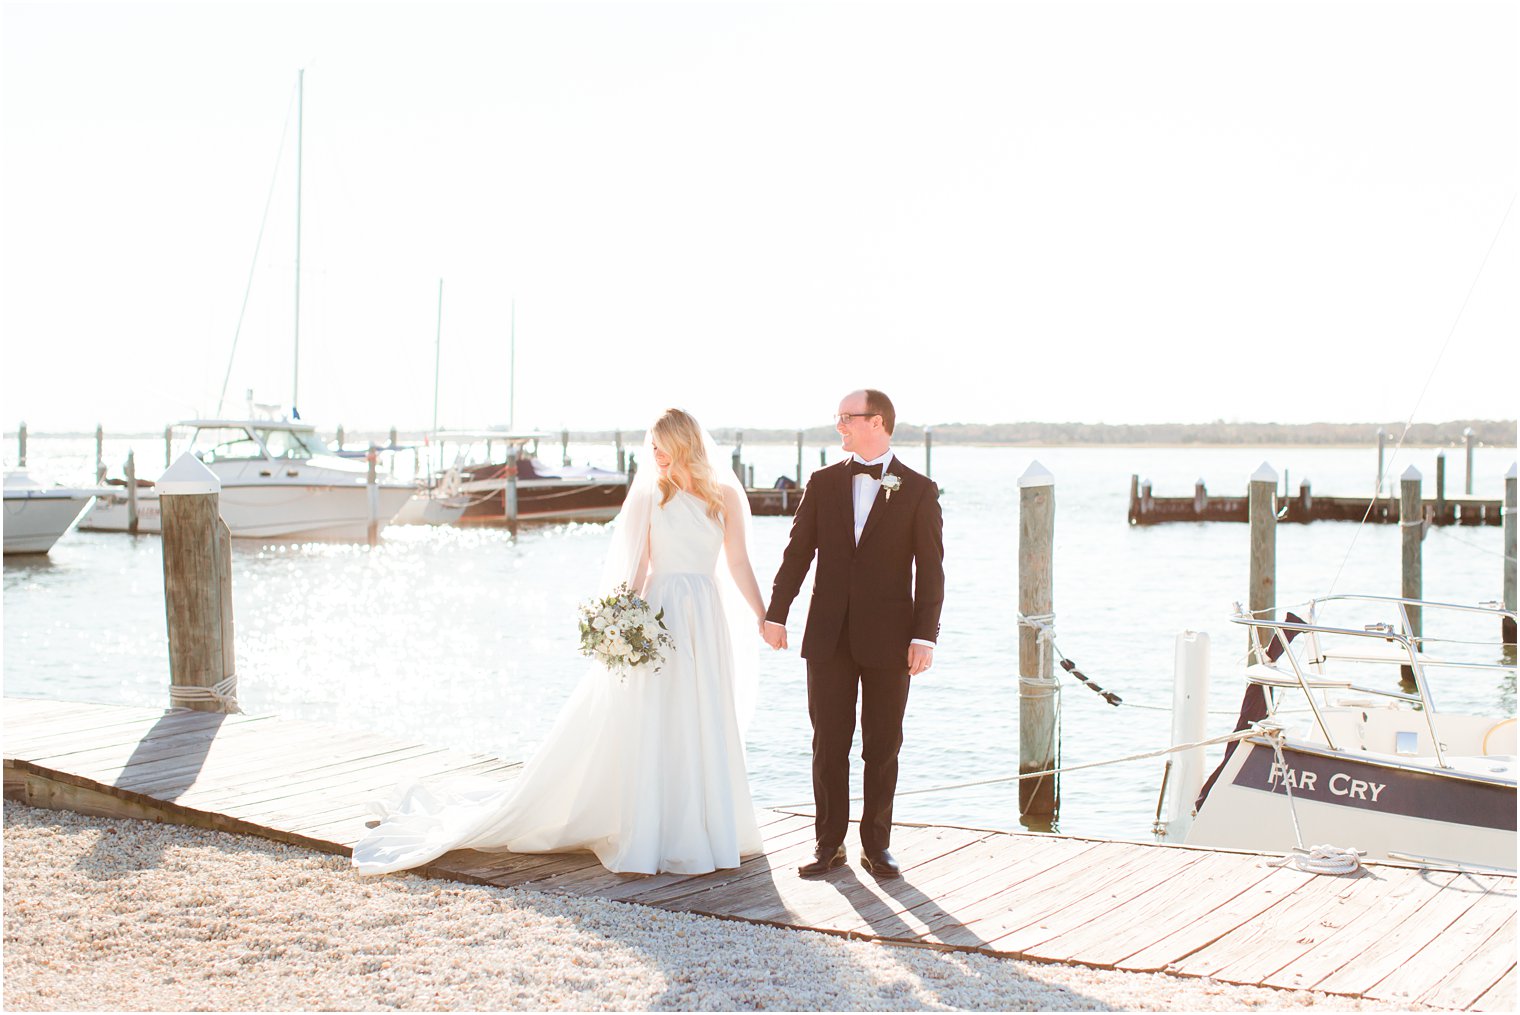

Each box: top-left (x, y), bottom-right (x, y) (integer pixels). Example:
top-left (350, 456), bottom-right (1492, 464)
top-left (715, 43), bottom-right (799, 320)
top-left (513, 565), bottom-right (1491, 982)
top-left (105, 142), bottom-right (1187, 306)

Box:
top-left (351, 409), bottom-right (767, 876)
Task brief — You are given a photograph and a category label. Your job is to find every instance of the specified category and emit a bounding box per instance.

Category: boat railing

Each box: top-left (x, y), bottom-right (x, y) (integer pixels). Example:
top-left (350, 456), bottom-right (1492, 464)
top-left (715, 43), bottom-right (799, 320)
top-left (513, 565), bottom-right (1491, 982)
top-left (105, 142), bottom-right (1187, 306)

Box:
top-left (1302, 594), bottom-right (1517, 673)
top-left (1229, 600), bottom-right (1517, 770)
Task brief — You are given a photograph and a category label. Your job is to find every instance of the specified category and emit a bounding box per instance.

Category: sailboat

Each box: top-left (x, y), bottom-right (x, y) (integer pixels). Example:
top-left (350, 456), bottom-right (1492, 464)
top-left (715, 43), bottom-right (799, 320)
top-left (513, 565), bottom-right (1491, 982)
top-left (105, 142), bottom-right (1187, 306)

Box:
top-left (393, 279), bottom-right (469, 525)
top-left (83, 70), bottom-right (413, 540)
top-left (412, 300), bottom-right (630, 524)
top-left (1176, 596), bottom-right (1516, 870)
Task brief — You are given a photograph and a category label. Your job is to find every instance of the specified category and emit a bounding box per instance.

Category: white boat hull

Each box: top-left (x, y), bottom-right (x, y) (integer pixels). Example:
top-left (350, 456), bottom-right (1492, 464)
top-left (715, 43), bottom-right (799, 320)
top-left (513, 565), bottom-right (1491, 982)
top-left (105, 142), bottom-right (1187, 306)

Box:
top-left (392, 493), bottom-right (469, 526)
top-left (84, 482), bottom-right (414, 540)
top-left (1188, 735), bottom-right (1516, 869)
top-left (3, 492), bottom-right (97, 554)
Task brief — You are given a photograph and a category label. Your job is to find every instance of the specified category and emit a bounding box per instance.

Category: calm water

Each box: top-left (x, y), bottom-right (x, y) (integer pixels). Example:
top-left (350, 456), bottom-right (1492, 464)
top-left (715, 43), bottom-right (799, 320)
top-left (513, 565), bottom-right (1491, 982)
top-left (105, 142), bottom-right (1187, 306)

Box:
top-left (5, 437), bottom-right (1515, 840)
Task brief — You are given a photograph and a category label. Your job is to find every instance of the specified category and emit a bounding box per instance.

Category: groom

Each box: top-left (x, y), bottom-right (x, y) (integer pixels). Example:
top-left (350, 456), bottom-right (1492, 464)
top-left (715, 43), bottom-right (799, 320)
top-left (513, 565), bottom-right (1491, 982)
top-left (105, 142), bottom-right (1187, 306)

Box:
top-left (763, 389), bottom-right (944, 879)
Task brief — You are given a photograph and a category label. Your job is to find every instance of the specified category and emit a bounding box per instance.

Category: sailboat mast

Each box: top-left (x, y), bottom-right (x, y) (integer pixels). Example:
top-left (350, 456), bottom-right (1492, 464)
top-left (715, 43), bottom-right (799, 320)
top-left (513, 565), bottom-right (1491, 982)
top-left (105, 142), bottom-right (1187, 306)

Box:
top-left (509, 299), bottom-right (516, 431)
top-left (433, 279), bottom-right (443, 435)
top-left (292, 68), bottom-right (304, 416)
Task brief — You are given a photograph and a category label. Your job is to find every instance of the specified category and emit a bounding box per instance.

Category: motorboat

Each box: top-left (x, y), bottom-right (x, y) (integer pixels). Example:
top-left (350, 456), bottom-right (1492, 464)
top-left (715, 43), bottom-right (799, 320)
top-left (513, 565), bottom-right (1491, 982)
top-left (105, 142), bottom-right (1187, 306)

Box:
top-left (432, 431), bottom-right (629, 524)
top-left (3, 470), bottom-right (109, 554)
top-left (82, 419), bottom-right (415, 540)
top-left (1174, 595), bottom-right (1516, 870)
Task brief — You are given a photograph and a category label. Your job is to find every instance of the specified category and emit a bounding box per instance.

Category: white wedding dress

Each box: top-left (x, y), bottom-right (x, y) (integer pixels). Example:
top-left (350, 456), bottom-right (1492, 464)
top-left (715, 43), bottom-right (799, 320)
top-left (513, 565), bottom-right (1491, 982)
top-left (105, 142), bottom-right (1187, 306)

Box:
top-left (352, 489), bottom-right (762, 876)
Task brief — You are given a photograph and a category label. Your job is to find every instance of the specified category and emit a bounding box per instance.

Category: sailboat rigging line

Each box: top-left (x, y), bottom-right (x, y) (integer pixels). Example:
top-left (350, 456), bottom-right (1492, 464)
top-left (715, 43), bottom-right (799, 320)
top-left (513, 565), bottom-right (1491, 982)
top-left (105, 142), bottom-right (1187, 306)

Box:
top-left (218, 83), bottom-right (300, 417)
top-left (1430, 526), bottom-right (1520, 564)
top-left (1325, 194), bottom-right (1516, 599)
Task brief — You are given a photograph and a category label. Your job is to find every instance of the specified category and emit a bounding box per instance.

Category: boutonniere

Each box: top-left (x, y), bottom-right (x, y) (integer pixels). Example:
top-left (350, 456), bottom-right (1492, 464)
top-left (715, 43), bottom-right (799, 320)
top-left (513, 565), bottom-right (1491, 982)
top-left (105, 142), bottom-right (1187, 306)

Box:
top-left (881, 473), bottom-right (903, 501)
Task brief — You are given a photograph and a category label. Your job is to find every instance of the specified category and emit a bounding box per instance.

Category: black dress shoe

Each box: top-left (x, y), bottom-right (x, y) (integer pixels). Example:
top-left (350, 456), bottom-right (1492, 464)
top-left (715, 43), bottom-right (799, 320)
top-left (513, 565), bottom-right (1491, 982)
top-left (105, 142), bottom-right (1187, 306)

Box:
top-left (860, 847), bottom-right (901, 879)
top-left (798, 845), bottom-right (847, 877)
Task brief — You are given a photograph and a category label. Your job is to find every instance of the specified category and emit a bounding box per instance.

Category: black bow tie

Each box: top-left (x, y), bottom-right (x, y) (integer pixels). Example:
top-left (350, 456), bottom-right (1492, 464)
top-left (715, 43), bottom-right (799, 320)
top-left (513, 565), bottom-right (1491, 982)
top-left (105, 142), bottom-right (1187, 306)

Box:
top-left (850, 461), bottom-right (884, 480)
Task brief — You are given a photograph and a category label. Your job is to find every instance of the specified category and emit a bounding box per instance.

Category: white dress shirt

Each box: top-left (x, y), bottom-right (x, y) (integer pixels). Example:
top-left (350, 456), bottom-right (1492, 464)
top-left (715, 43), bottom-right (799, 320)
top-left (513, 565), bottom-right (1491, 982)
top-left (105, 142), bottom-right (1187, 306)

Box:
top-left (851, 450), bottom-right (935, 651)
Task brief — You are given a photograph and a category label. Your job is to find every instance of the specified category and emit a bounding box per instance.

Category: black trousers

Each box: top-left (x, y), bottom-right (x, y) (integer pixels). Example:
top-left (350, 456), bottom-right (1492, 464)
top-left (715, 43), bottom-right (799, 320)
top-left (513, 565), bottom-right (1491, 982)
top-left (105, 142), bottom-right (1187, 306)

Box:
top-left (806, 614), bottom-right (912, 852)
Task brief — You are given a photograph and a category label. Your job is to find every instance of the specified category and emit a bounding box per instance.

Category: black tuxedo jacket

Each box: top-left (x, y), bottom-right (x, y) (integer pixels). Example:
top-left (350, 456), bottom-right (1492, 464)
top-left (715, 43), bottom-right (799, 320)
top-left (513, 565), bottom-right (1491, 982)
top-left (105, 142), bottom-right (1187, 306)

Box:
top-left (766, 455), bottom-right (945, 668)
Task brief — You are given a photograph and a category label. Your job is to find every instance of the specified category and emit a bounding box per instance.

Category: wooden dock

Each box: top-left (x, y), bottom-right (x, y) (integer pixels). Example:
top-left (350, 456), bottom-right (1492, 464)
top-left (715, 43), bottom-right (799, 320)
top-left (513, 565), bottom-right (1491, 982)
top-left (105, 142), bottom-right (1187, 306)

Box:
top-left (746, 484), bottom-right (803, 516)
top-left (1129, 475), bottom-right (1505, 527)
top-left (4, 696), bottom-right (1514, 1011)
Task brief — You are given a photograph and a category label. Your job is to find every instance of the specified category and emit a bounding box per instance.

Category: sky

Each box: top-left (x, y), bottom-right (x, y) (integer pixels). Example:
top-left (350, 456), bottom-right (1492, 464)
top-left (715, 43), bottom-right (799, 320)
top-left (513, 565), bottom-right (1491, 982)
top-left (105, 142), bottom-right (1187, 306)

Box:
top-left (2, 0), bottom-right (1516, 435)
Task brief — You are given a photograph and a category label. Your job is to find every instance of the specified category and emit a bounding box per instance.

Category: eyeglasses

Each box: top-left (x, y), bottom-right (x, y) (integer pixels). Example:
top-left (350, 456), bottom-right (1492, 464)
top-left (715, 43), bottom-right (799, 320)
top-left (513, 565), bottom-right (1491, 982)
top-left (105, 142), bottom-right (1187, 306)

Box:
top-left (835, 412), bottom-right (879, 425)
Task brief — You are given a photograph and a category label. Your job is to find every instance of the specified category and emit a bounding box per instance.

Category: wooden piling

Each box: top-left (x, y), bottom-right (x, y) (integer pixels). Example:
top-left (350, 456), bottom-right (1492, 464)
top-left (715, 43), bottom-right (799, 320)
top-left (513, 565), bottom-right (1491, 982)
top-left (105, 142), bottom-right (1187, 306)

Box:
top-left (615, 431), bottom-right (625, 473)
top-left (125, 451), bottom-right (139, 535)
top-left (561, 429), bottom-right (570, 467)
top-left (17, 421), bottom-right (25, 467)
top-left (1401, 466), bottom-right (1423, 641)
top-left (158, 454), bottom-right (236, 714)
top-left (1018, 461), bottom-right (1057, 828)
top-left (388, 426), bottom-right (397, 448)
top-left (1505, 463), bottom-right (1516, 645)
top-left (1299, 479), bottom-right (1312, 517)
top-left (1436, 452), bottom-right (1447, 523)
top-left (924, 428), bottom-right (933, 481)
top-left (1465, 428), bottom-right (1476, 495)
top-left (1248, 463), bottom-right (1277, 656)
top-left (95, 424), bottom-right (105, 483)
top-left (336, 424), bottom-right (345, 451)
top-left (164, 426), bottom-right (173, 469)
top-left (1128, 474), bottom-right (1139, 525)
top-left (504, 455), bottom-right (519, 527)
top-left (1376, 428), bottom-right (1388, 497)
top-left (366, 445), bottom-right (380, 545)
top-left (796, 431), bottom-right (804, 486)
top-left (1193, 479), bottom-right (1206, 515)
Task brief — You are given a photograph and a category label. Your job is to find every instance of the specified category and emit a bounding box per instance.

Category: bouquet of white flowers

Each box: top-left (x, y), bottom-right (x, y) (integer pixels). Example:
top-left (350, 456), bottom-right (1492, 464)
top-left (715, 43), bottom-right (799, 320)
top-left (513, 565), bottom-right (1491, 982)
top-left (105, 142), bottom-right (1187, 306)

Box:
top-left (577, 582), bottom-right (675, 677)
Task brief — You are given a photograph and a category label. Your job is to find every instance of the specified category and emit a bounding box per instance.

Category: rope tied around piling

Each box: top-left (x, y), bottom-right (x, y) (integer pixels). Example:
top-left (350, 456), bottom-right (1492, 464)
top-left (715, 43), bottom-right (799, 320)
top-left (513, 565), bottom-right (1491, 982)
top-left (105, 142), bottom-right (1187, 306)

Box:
top-left (169, 675), bottom-right (242, 713)
top-left (1017, 611), bottom-right (1123, 706)
top-left (1021, 610), bottom-right (1057, 665)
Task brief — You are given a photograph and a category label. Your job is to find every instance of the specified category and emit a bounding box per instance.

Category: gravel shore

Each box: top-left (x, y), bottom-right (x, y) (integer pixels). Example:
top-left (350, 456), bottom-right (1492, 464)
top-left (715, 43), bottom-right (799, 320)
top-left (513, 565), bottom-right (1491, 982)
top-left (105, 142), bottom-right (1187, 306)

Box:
top-left (3, 801), bottom-right (1441, 1012)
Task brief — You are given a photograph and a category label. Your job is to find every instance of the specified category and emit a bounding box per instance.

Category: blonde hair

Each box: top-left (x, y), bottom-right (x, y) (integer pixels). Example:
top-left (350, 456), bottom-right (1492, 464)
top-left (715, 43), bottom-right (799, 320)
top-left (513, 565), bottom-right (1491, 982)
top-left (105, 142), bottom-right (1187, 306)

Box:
top-left (652, 408), bottom-right (726, 521)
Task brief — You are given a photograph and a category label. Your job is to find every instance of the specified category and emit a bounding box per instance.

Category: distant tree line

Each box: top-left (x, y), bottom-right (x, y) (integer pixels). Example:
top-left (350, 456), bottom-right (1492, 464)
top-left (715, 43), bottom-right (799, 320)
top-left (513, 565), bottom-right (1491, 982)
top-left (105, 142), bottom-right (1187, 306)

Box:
top-left (696, 419), bottom-right (1518, 447)
top-left (25, 419), bottom-right (1510, 448)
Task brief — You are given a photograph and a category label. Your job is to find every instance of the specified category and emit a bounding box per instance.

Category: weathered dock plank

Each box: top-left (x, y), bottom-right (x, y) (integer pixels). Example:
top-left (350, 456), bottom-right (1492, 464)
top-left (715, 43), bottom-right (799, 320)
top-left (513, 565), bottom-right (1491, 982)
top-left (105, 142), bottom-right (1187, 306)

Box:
top-left (1312, 870), bottom-right (1508, 998)
top-left (1177, 867), bottom-right (1392, 984)
top-left (1261, 869), bottom-right (1462, 991)
top-left (5, 695), bottom-right (1512, 1009)
top-left (1471, 963), bottom-right (1516, 1012)
top-left (1419, 916), bottom-right (1515, 1011)
top-left (1033, 847), bottom-right (1278, 966)
top-left (1363, 886), bottom-right (1517, 1007)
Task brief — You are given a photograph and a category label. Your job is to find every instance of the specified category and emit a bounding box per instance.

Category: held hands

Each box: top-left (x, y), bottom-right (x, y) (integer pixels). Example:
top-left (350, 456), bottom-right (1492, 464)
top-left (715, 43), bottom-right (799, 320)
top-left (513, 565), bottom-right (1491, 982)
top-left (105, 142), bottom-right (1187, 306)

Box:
top-left (908, 643), bottom-right (934, 677)
top-left (762, 621), bottom-right (788, 651)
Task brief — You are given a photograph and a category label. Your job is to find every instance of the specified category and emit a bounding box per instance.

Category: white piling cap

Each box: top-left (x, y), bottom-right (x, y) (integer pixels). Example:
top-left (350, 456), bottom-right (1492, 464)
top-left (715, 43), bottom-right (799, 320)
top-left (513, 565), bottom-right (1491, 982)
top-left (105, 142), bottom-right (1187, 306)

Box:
top-left (1507, 462), bottom-right (1517, 479)
top-left (1250, 462), bottom-right (1277, 483)
top-left (1401, 464), bottom-right (1422, 482)
top-left (157, 452), bottom-right (220, 495)
top-left (1018, 460), bottom-right (1054, 488)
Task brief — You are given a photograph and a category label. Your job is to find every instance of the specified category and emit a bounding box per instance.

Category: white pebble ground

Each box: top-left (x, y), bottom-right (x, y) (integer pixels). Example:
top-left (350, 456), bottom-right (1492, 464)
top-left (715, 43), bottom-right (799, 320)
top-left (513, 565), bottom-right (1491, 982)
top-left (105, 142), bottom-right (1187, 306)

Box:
top-left (3, 802), bottom-right (1442, 1011)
